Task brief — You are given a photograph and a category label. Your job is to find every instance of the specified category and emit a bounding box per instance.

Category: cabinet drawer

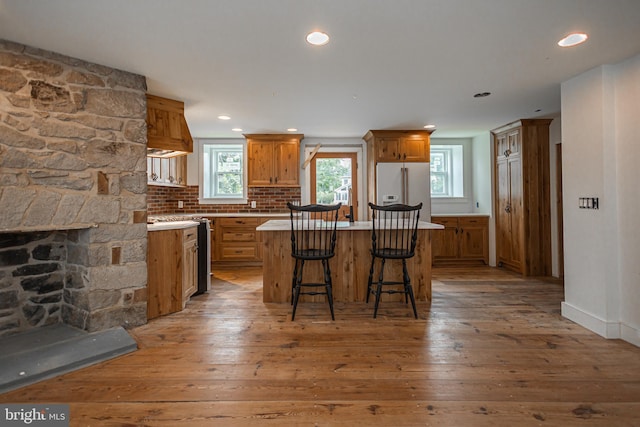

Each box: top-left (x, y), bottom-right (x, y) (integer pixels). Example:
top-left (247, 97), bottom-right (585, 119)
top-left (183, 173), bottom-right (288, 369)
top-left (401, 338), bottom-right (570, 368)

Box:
top-left (431, 217), bottom-right (458, 227)
top-left (458, 217), bottom-right (489, 227)
top-left (220, 244), bottom-right (260, 260)
top-left (183, 227), bottom-right (198, 242)
top-left (218, 217), bottom-right (260, 227)
top-left (222, 231), bottom-right (257, 242)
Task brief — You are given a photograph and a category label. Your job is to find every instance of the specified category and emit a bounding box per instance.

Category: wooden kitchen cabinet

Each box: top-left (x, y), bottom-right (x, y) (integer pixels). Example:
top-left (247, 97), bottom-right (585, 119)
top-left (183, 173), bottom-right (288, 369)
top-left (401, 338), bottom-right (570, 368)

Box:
top-left (492, 119), bottom-right (552, 276)
top-left (182, 227), bottom-right (198, 301)
top-left (431, 216), bottom-right (489, 265)
top-left (363, 130), bottom-right (432, 163)
top-left (214, 217), bottom-right (263, 262)
top-left (246, 134), bottom-right (303, 186)
top-left (212, 216), bottom-right (290, 265)
top-left (147, 224), bottom-right (198, 319)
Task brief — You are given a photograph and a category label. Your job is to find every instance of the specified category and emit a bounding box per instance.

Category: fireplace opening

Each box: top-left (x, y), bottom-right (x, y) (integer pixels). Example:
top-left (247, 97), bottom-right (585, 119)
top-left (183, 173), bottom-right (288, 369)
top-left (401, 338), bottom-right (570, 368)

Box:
top-left (1, 229), bottom-right (94, 336)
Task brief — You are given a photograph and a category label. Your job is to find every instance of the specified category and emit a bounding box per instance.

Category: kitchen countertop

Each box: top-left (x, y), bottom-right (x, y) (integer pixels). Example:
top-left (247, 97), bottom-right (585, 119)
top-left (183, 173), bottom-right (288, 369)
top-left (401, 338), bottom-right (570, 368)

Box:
top-left (431, 213), bottom-right (491, 217)
top-left (257, 219), bottom-right (444, 232)
top-left (147, 221), bottom-right (200, 231)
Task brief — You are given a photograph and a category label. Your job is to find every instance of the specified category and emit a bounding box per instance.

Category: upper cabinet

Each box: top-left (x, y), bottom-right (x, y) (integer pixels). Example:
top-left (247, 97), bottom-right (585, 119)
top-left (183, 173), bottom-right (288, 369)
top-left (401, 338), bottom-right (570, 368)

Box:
top-left (363, 130), bottom-right (432, 163)
top-left (146, 94), bottom-right (193, 157)
top-left (245, 134), bottom-right (303, 187)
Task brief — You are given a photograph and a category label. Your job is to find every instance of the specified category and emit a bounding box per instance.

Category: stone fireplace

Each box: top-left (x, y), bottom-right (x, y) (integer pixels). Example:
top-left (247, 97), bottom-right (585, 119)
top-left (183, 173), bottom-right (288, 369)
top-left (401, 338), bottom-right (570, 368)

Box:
top-left (0, 39), bottom-right (148, 338)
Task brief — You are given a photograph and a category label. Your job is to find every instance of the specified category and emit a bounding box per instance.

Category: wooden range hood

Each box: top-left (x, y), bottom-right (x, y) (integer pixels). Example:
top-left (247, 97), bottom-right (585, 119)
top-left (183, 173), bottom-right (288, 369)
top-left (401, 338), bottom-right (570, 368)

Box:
top-left (146, 94), bottom-right (193, 158)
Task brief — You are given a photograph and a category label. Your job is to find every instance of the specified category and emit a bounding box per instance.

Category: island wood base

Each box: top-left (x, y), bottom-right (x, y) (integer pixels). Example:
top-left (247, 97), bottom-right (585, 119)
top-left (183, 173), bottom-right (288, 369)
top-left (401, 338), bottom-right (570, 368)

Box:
top-left (261, 228), bottom-right (432, 304)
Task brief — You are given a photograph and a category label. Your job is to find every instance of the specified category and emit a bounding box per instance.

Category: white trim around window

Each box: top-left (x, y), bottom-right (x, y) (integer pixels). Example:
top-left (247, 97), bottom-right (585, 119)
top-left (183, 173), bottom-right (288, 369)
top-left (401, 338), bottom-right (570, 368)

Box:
top-left (198, 139), bottom-right (248, 204)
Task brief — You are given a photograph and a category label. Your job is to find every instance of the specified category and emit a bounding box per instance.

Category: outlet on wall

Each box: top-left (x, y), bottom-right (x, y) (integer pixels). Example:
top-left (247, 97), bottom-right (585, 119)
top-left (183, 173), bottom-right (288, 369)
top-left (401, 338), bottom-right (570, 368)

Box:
top-left (178, 201), bottom-right (184, 209)
top-left (250, 201), bottom-right (256, 209)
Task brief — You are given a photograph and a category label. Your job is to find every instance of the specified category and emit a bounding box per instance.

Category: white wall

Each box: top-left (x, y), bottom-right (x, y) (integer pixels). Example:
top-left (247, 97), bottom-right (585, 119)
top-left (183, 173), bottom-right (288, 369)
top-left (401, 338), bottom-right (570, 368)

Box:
top-left (561, 53), bottom-right (640, 347)
top-left (471, 132), bottom-right (494, 265)
top-left (613, 54), bottom-right (640, 345)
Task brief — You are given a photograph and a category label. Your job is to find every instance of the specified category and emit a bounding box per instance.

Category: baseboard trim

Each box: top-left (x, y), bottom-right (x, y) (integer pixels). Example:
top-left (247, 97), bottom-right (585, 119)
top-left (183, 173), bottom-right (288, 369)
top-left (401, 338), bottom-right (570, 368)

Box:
top-left (621, 323), bottom-right (640, 347)
top-left (561, 302), bottom-right (620, 339)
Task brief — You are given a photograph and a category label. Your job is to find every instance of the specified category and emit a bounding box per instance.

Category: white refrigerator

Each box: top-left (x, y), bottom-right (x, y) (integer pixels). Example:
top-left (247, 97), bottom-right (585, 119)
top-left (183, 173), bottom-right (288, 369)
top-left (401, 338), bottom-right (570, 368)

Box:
top-left (376, 162), bottom-right (431, 221)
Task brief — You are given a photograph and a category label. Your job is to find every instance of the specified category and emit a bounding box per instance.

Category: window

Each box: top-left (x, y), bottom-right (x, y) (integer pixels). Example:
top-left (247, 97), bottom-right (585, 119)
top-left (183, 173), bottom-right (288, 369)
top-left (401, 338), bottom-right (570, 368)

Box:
top-left (430, 145), bottom-right (463, 197)
top-left (201, 142), bottom-right (246, 203)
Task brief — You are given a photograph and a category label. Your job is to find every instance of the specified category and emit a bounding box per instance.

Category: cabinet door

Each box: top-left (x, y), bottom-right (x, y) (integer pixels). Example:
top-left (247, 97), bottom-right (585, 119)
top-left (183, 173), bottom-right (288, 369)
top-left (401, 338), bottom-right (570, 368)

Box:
top-left (274, 140), bottom-right (299, 185)
top-left (458, 218), bottom-right (488, 263)
top-left (375, 137), bottom-right (401, 162)
top-left (495, 157), bottom-right (512, 266)
top-left (248, 140), bottom-right (275, 186)
top-left (507, 155), bottom-right (523, 271)
top-left (182, 230), bottom-right (198, 304)
top-left (431, 217), bottom-right (459, 261)
top-left (400, 136), bottom-right (429, 162)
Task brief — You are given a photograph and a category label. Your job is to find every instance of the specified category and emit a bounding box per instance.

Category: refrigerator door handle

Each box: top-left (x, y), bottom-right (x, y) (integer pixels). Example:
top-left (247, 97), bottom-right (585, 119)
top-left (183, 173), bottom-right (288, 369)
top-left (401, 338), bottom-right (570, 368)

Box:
top-left (400, 167), bottom-right (406, 204)
top-left (404, 166), bottom-right (409, 204)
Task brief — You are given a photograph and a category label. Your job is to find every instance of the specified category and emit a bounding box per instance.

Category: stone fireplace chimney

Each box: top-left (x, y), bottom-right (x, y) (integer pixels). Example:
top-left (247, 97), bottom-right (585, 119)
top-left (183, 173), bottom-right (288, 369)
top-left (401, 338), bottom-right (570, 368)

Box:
top-left (0, 40), bottom-right (148, 337)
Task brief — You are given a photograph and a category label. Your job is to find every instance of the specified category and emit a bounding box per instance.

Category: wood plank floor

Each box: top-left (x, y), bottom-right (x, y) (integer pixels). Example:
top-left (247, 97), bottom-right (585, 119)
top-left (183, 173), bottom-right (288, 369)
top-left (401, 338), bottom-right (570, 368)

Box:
top-left (2, 266), bottom-right (640, 426)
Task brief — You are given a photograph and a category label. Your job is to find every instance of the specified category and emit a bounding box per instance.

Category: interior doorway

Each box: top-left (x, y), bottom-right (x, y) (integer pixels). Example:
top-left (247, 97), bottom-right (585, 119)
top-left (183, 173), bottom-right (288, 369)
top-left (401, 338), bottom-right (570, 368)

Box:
top-left (310, 152), bottom-right (358, 221)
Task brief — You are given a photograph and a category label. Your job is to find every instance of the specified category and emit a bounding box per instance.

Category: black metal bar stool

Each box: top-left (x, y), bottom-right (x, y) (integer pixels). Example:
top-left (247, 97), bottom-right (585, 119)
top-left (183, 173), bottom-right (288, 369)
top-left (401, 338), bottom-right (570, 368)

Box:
top-left (287, 202), bottom-right (341, 321)
top-left (367, 202), bottom-right (422, 318)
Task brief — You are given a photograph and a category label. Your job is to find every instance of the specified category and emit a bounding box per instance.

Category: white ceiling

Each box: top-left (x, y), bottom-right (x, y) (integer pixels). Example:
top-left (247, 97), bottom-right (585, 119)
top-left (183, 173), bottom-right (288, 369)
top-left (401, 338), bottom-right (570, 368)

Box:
top-left (2, 0), bottom-right (640, 139)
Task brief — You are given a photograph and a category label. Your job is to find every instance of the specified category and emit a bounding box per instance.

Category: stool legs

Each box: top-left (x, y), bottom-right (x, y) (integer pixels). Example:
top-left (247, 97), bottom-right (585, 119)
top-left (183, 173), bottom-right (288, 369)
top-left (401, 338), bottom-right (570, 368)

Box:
top-left (290, 258), bottom-right (334, 321)
top-left (403, 259), bottom-right (418, 319)
top-left (291, 259), bottom-right (305, 321)
top-left (367, 256), bottom-right (418, 319)
top-left (323, 259), bottom-right (335, 321)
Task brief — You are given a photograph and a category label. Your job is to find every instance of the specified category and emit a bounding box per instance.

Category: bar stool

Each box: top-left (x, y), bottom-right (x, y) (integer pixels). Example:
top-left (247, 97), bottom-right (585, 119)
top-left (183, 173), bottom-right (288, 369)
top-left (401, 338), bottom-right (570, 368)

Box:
top-left (287, 202), bottom-right (341, 321)
top-left (367, 202), bottom-right (422, 318)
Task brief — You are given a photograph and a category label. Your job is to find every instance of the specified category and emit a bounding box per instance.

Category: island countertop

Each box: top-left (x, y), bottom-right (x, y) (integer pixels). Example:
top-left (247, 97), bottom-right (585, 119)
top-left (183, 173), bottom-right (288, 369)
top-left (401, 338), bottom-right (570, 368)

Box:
top-left (257, 219), bottom-right (444, 232)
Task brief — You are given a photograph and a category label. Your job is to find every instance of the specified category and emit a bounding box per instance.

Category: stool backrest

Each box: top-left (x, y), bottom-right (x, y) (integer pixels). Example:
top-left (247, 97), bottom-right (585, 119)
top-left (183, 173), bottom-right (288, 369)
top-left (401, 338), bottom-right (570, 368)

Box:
top-left (369, 202), bottom-right (422, 258)
top-left (287, 203), bottom-right (341, 259)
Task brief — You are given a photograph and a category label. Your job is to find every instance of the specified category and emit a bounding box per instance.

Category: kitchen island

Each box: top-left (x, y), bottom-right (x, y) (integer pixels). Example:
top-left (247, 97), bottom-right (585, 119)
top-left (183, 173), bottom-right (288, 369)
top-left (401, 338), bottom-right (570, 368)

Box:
top-left (257, 220), bottom-right (443, 304)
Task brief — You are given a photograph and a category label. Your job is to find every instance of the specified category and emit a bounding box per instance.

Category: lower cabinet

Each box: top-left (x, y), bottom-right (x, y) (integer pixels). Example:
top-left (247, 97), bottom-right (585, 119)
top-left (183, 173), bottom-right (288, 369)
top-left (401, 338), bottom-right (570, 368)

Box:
top-left (212, 216), bottom-right (289, 264)
top-left (432, 216), bottom-right (489, 265)
top-left (214, 217), bottom-right (262, 262)
top-left (147, 225), bottom-right (198, 319)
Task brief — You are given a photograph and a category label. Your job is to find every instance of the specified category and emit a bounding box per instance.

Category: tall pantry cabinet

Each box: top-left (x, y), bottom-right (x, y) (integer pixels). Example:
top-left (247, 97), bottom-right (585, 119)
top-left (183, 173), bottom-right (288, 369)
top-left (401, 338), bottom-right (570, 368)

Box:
top-left (492, 119), bottom-right (552, 276)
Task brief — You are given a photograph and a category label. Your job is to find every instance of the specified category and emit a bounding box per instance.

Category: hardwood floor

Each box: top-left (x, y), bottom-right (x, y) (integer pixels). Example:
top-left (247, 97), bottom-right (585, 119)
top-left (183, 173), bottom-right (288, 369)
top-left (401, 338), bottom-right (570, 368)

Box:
top-left (2, 266), bottom-right (640, 426)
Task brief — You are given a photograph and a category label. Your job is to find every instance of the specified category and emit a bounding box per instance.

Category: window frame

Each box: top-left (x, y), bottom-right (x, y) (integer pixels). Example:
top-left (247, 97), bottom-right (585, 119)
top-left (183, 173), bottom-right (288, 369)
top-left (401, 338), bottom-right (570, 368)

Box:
top-left (199, 141), bottom-right (248, 204)
top-left (430, 144), bottom-right (464, 198)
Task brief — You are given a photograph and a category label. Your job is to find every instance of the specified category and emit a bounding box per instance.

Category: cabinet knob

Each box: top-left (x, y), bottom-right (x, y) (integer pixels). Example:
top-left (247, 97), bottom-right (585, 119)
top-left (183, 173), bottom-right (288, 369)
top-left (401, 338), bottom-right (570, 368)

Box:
top-left (504, 204), bottom-right (511, 213)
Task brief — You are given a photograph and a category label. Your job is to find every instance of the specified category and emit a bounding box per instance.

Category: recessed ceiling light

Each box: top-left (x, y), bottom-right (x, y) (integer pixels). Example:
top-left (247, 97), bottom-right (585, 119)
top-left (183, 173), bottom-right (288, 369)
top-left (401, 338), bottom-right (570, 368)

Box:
top-left (287, 128), bottom-right (298, 132)
top-left (473, 92), bottom-right (491, 98)
top-left (218, 115), bottom-right (231, 120)
top-left (558, 33), bottom-right (588, 47)
top-left (306, 31), bottom-right (329, 46)
top-left (423, 124), bottom-right (436, 129)
top-left (232, 128), bottom-right (243, 132)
